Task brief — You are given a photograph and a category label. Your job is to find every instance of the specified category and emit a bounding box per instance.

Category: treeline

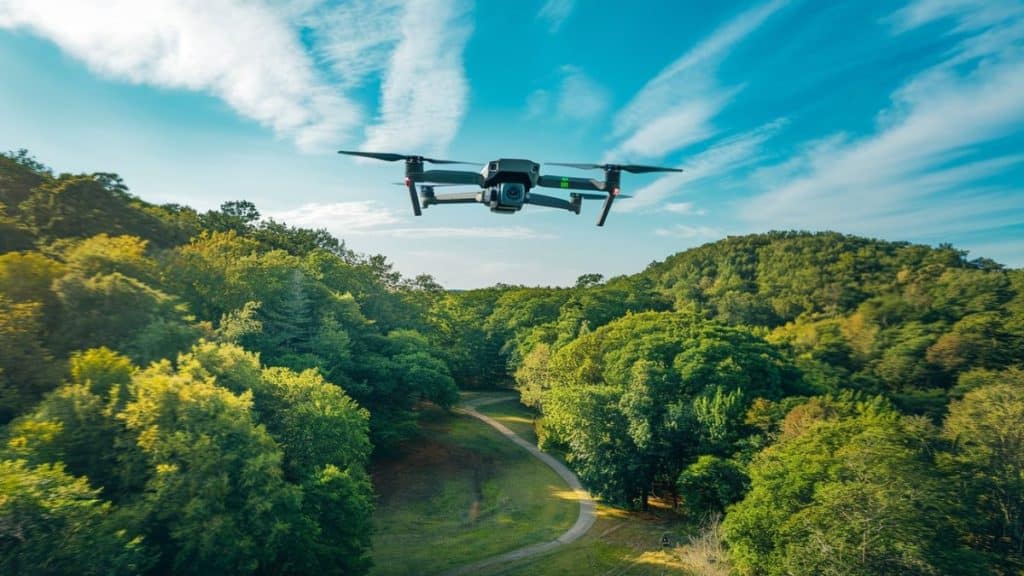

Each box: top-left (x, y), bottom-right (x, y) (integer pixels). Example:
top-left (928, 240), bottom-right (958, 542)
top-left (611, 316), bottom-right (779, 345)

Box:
top-left (0, 151), bottom-right (457, 574)
top-left (428, 232), bottom-right (1024, 574)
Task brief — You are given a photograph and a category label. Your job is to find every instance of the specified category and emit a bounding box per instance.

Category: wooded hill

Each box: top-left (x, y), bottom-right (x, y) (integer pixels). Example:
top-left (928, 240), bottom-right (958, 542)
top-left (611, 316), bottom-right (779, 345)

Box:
top-left (419, 211), bottom-right (1024, 574)
top-left (2, 150), bottom-right (1023, 575)
top-left (0, 151), bottom-right (455, 574)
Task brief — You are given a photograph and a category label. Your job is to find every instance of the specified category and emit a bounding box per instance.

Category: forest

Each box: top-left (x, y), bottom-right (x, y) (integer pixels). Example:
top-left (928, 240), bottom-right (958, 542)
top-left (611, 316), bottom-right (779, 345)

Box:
top-left (2, 150), bottom-right (1023, 575)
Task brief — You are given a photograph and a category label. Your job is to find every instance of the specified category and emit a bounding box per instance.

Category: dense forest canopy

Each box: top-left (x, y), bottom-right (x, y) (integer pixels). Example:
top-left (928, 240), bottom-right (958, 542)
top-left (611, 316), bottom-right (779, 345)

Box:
top-left (0, 151), bottom-right (455, 574)
top-left (2, 150), bottom-right (1022, 575)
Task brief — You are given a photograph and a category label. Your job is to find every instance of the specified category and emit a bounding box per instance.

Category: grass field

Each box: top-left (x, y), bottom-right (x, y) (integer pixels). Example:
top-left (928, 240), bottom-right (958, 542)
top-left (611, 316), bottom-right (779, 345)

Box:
top-left (473, 398), bottom-right (707, 576)
top-left (485, 502), bottom-right (708, 576)
top-left (473, 396), bottom-right (540, 445)
top-left (369, 403), bottom-right (578, 575)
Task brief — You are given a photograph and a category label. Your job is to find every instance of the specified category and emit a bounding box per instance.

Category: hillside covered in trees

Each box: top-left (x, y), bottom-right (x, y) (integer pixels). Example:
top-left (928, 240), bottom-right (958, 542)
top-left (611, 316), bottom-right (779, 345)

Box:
top-left (0, 151), bottom-right (456, 574)
top-left (436, 231), bottom-right (1024, 574)
top-left (2, 150), bottom-right (1023, 575)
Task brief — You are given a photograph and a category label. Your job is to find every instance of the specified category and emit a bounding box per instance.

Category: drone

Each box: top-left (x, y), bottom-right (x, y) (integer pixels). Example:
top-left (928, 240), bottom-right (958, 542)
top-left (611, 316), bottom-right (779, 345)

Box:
top-left (338, 150), bottom-right (682, 226)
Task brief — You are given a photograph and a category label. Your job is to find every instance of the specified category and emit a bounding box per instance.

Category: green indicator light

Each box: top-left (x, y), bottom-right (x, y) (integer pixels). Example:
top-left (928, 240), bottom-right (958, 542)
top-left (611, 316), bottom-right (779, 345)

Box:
top-left (561, 176), bottom-right (569, 189)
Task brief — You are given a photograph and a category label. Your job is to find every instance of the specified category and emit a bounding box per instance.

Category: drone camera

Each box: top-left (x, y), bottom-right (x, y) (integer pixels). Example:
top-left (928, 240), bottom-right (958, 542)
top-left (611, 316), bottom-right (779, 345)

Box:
top-left (499, 182), bottom-right (526, 206)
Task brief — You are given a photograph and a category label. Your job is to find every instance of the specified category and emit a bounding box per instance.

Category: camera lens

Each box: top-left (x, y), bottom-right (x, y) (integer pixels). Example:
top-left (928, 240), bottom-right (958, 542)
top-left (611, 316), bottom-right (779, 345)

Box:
top-left (503, 183), bottom-right (522, 199)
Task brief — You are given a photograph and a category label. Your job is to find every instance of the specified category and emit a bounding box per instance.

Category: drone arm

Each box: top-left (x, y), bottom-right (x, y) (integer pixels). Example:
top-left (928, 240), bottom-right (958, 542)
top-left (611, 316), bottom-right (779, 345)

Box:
top-left (526, 192), bottom-right (579, 214)
top-left (415, 170), bottom-right (485, 186)
top-left (537, 174), bottom-right (606, 191)
top-left (426, 191), bottom-right (483, 206)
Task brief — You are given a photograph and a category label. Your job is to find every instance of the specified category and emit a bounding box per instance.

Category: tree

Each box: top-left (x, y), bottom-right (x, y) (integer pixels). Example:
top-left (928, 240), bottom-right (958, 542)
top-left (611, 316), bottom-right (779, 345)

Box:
top-left (942, 371), bottom-right (1024, 567)
top-left (0, 459), bottom-right (152, 575)
top-left (198, 200), bottom-right (260, 233)
top-left (575, 273), bottom-right (604, 288)
top-left (724, 406), bottom-right (982, 576)
top-left (0, 251), bottom-right (64, 303)
top-left (63, 234), bottom-right (158, 286)
top-left (677, 455), bottom-right (748, 517)
top-left (52, 271), bottom-right (198, 363)
top-left (0, 296), bottom-right (59, 422)
top-left (171, 341), bottom-right (375, 572)
top-left (537, 311), bottom-right (798, 508)
top-left (118, 363), bottom-right (303, 574)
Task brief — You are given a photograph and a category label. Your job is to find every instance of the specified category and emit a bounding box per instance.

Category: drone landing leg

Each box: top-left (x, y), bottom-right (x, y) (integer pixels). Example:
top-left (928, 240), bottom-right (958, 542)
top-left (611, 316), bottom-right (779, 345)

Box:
top-left (405, 178), bottom-right (422, 216)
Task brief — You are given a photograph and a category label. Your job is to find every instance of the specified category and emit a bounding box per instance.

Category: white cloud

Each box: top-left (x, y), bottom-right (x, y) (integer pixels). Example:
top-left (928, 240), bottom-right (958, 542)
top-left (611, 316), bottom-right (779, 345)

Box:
top-left (0, 0), bottom-right (363, 153)
top-left (0, 0), bottom-right (476, 155)
top-left (269, 200), bottom-right (402, 232)
top-left (619, 119), bottom-right (786, 212)
top-left (524, 89), bottom-right (550, 119)
top-left (388, 226), bottom-right (556, 239)
top-left (268, 202), bottom-right (556, 240)
top-left (608, 0), bottom-right (788, 160)
top-left (362, 0), bottom-right (473, 156)
top-left (556, 66), bottom-right (610, 121)
top-left (740, 4), bottom-right (1024, 239)
top-left (663, 202), bottom-right (706, 215)
top-left (653, 224), bottom-right (722, 240)
top-left (886, 0), bottom-right (1024, 33)
top-left (537, 0), bottom-right (575, 33)
top-left (298, 0), bottom-right (404, 88)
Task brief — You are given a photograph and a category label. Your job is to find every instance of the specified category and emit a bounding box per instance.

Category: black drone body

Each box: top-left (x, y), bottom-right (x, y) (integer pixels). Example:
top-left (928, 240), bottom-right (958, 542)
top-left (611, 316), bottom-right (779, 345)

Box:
top-left (338, 150), bottom-right (682, 226)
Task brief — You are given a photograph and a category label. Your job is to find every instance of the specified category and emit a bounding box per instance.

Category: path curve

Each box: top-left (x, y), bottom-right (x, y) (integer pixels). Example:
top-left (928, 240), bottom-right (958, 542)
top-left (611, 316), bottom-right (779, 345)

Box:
top-left (442, 395), bottom-right (597, 576)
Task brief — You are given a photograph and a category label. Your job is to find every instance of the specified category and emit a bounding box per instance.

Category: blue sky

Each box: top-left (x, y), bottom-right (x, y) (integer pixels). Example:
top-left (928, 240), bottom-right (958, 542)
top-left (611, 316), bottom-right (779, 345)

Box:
top-left (1, 0), bottom-right (1022, 287)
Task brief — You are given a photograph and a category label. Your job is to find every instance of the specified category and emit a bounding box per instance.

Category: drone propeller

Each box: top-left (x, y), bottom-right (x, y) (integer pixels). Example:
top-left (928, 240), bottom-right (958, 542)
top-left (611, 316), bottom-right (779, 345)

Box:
top-left (390, 182), bottom-right (468, 188)
top-left (547, 162), bottom-right (683, 174)
top-left (571, 192), bottom-right (633, 200)
top-left (338, 150), bottom-right (476, 165)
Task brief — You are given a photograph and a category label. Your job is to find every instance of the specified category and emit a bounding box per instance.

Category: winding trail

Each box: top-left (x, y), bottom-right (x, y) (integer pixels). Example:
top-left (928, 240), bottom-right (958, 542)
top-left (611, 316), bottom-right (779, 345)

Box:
top-left (442, 395), bottom-right (597, 576)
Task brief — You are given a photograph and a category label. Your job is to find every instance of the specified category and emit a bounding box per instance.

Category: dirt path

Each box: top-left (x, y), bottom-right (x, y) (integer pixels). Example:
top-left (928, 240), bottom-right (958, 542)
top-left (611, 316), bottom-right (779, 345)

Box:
top-left (442, 395), bottom-right (597, 575)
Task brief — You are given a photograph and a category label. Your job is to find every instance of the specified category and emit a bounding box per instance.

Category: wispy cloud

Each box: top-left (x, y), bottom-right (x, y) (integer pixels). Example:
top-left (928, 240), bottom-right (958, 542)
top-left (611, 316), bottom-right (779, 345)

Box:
top-left (537, 0), bottom-right (575, 33)
top-left (269, 201), bottom-right (403, 232)
top-left (298, 0), bottom-right (404, 88)
top-left (0, 0), bottom-right (475, 155)
top-left (608, 0), bottom-right (788, 161)
top-left (886, 0), bottom-right (1024, 33)
top-left (556, 66), bottom-right (610, 121)
top-left (663, 202), bottom-right (707, 216)
top-left (619, 119), bottom-right (787, 212)
top-left (740, 2), bottom-right (1024, 239)
top-left (362, 0), bottom-right (473, 155)
top-left (654, 224), bottom-right (722, 239)
top-left (524, 89), bottom-right (550, 120)
top-left (0, 0), bottom-right (364, 152)
top-left (522, 66), bottom-right (609, 122)
top-left (269, 201), bottom-right (555, 240)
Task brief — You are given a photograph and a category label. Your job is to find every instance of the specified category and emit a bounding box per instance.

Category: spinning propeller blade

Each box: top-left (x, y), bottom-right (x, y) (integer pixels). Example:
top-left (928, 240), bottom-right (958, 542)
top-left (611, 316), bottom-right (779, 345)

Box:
top-left (572, 192), bottom-right (632, 200)
top-left (547, 162), bottom-right (682, 174)
top-left (338, 150), bottom-right (476, 165)
top-left (391, 182), bottom-right (468, 187)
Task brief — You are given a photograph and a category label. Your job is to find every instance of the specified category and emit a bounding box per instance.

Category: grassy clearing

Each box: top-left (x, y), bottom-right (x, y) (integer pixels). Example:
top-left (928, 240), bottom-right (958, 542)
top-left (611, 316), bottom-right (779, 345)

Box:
top-left (472, 398), bottom-right (702, 576)
top-left (473, 397), bottom-right (540, 445)
top-left (475, 498), bottom-right (699, 576)
top-left (370, 404), bottom-right (577, 575)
